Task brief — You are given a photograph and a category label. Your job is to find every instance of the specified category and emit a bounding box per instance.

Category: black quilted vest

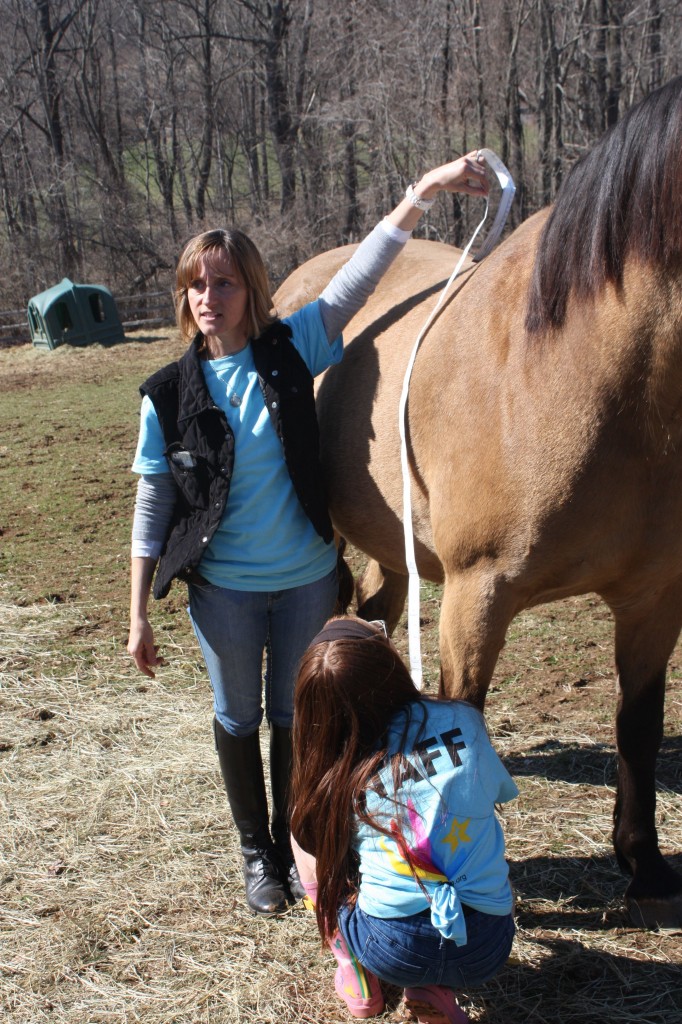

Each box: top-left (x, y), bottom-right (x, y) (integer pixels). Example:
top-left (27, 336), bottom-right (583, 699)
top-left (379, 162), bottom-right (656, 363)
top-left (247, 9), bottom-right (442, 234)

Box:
top-left (140, 321), bottom-right (333, 599)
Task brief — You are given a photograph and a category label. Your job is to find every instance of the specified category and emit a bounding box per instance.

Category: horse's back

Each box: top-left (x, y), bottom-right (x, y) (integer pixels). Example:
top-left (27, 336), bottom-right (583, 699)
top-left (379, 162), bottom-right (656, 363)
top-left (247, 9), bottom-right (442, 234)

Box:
top-left (275, 244), bottom-right (358, 316)
top-left (274, 238), bottom-right (463, 318)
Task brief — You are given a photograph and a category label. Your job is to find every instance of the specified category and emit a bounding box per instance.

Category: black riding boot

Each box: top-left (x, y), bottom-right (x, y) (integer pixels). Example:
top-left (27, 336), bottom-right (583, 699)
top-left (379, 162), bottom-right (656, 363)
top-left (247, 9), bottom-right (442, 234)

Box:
top-left (269, 723), bottom-right (306, 902)
top-left (213, 719), bottom-right (289, 915)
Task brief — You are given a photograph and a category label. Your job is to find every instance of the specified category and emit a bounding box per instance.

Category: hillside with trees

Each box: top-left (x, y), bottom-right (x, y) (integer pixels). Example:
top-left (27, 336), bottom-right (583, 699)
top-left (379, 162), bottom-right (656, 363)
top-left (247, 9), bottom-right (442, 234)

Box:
top-left (0, 0), bottom-right (680, 310)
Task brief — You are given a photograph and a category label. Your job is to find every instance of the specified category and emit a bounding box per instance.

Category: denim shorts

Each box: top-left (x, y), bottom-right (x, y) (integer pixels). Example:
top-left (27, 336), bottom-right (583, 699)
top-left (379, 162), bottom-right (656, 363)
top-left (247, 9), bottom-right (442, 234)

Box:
top-left (337, 902), bottom-right (515, 990)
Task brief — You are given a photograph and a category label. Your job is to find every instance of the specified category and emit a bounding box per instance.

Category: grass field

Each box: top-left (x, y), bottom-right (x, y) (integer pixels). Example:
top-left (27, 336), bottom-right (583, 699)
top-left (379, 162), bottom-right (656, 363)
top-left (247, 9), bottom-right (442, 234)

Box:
top-left (1, 334), bottom-right (681, 1023)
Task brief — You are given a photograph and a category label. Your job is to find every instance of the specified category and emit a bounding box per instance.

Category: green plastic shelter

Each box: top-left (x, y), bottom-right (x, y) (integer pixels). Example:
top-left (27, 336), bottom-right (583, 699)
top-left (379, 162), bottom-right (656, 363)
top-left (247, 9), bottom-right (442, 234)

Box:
top-left (28, 277), bottom-right (124, 350)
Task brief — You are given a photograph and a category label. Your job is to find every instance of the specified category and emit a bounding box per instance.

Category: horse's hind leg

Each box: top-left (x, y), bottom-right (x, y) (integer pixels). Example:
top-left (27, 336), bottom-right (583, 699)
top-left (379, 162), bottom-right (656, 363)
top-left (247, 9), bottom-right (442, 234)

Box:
top-left (609, 580), bottom-right (682, 929)
top-left (356, 560), bottom-right (408, 634)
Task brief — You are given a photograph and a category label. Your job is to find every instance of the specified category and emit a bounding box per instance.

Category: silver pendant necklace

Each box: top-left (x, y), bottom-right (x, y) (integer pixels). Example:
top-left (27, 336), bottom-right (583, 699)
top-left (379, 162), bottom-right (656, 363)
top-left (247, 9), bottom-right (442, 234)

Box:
top-left (228, 363), bottom-right (245, 407)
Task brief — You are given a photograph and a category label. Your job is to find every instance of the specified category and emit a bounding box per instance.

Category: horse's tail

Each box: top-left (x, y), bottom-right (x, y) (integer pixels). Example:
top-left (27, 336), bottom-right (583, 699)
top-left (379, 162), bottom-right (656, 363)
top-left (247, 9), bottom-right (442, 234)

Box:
top-left (334, 535), bottom-right (355, 614)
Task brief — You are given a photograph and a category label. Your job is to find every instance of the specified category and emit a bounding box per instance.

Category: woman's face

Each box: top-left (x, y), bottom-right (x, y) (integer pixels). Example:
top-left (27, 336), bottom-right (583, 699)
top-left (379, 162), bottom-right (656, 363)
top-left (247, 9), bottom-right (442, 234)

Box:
top-left (187, 250), bottom-right (249, 356)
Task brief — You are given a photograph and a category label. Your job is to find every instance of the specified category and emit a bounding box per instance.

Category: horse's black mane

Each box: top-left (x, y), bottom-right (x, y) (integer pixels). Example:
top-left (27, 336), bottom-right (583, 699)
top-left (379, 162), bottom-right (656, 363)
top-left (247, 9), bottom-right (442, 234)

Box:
top-left (526, 75), bottom-right (682, 334)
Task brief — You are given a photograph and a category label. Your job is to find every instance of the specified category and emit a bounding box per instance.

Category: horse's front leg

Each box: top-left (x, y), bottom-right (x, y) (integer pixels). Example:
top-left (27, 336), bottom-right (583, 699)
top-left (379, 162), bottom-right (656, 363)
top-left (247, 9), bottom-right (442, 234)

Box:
top-left (610, 581), bottom-right (682, 929)
top-left (438, 569), bottom-right (517, 710)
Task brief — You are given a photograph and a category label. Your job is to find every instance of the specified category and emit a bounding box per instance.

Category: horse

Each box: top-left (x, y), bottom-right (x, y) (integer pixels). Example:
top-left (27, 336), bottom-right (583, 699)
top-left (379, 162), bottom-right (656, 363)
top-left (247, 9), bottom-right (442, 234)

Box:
top-left (274, 76), bottom-right (682, 930)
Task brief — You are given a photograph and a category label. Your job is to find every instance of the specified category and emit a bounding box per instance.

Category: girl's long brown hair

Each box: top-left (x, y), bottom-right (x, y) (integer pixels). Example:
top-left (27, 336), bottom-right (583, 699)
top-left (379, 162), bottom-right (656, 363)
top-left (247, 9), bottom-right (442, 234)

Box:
top-left (291, 617), bottom-right (424, 942)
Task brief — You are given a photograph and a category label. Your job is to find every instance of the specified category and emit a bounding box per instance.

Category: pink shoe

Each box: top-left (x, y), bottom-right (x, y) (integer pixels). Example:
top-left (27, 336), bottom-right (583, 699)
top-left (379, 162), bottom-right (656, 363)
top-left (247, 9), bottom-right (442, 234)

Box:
top-left (330, 932), bottom-right (384, 1018)
top-left (403, 985), bottom-right (469, 1024)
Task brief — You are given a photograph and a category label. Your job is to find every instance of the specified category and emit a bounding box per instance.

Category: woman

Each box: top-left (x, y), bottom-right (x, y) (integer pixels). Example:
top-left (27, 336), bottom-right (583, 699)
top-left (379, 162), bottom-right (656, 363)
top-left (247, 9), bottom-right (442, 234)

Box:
top-left (291, 617), bottom-right (516, 1023)
top-left (127, 155), bottom-right (489, 917)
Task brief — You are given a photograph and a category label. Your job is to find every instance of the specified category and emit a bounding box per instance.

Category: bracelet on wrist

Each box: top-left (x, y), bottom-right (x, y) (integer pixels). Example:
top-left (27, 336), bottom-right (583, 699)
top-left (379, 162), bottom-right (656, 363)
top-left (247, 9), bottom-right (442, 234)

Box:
top-left (405, 182), bottom-right (436, 211)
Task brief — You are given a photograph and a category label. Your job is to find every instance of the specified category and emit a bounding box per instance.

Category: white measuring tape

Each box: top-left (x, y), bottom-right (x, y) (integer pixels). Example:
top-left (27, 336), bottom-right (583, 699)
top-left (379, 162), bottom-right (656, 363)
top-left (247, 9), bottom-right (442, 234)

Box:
top-left (398, 150), bottom-right (516, 688)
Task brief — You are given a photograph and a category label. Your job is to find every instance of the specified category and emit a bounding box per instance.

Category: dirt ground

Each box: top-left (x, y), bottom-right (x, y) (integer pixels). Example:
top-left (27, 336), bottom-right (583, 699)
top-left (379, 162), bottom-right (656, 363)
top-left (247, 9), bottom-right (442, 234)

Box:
top-left (1, 336), bottom-right (680, 1023)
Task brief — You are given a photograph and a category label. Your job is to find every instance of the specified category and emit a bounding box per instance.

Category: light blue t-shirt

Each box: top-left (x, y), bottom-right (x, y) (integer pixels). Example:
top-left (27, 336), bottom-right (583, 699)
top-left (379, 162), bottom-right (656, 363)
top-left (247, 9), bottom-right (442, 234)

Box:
top-left (132, 300), bottom-right (342, 590)
top-left (354, 701), bottom-right (518, 946)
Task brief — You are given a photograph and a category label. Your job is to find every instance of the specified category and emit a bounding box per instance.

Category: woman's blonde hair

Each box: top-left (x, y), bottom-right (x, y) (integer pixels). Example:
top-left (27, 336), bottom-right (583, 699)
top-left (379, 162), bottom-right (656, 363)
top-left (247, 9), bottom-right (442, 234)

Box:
top-left (174, 228), bottom-right (276, 343)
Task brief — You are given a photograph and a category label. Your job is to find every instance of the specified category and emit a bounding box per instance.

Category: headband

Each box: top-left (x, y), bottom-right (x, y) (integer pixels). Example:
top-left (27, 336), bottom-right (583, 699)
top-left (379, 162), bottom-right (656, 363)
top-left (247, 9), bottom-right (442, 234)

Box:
top-left (309, 618), bottom-right (384, 647)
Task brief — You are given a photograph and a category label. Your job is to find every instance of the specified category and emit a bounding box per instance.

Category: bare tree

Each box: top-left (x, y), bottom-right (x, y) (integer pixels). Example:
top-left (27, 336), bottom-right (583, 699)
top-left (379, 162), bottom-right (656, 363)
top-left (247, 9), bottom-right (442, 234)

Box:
top-left (0, 0), bottom-right (681, 310)
top-left (23, 0), bottom-right (89, 278)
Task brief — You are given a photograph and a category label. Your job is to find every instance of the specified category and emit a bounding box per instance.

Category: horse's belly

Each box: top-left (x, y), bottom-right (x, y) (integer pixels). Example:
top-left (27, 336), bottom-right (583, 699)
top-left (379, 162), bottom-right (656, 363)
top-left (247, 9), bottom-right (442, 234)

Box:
top-left (317, 339), bottom-right (441, 579)
top-left (323, 434), bottom-right (442, 578)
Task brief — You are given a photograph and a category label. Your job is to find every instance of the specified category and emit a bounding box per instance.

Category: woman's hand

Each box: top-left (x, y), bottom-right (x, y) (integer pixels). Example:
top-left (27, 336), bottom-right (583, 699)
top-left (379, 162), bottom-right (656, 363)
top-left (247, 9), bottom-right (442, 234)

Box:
top-left (127, 617), bottom-right (162, 678)
top-left (128, 555), bottom-right (162, 677)
top-left (387, 150), bottom-right (490, 232)
top-left (417, 151), bottom-right (490, 199)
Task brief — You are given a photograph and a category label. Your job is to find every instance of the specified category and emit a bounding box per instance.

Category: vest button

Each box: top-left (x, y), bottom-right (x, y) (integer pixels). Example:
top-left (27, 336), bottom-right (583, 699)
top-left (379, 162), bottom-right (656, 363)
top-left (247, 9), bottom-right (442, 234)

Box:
top-left (271, 401), bottom-right (278, 409)
top-left (272, 369), bottom-right (279, 376)
top-left (201, 536), bottom-right (209, 543)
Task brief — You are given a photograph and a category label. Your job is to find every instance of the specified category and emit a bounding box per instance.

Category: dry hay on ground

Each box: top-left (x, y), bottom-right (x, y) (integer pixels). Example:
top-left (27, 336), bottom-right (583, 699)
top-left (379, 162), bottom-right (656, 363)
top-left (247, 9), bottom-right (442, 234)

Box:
top-left (0, 592), bottom-right (324, 1022)
top-left (1, 585), bottom-right (681, 1024)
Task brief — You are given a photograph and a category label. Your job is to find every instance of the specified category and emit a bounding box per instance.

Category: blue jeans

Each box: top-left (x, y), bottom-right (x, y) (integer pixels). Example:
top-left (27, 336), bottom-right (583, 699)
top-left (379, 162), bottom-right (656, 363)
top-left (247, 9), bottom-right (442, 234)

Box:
top-left (338, 903), bottom-right (515, 990)
top-left (188, 568), bottom-right (338, 736)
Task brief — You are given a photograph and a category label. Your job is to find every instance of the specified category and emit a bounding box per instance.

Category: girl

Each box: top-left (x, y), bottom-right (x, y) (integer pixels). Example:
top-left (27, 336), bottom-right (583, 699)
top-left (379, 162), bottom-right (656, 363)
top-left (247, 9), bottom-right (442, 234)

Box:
top-left (291, 616), bottom-right (517, 1022)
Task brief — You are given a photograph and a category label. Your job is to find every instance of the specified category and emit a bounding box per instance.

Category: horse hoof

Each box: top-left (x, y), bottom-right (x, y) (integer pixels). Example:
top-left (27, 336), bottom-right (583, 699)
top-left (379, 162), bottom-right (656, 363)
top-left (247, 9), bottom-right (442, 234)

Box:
top-left (626, 892), bottom-right (682, 933)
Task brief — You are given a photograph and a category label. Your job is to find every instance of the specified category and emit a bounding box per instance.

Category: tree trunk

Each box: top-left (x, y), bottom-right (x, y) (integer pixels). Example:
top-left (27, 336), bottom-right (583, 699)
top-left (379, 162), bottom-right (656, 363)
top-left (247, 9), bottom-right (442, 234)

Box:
top-left (36, 0), bottom-right (81, 278)
top-left (500, 0), bottom-right (527, 224)
top-left (265, 1), bottom-right (297, 213)
top-left (341, 6), bottom-right (360, 240)
top-left (194, 0), bottom-right (215, 222)
top-left (606, 0), bottom-right (624, 127)
top-left (646, 0), bottom-right (662, 92)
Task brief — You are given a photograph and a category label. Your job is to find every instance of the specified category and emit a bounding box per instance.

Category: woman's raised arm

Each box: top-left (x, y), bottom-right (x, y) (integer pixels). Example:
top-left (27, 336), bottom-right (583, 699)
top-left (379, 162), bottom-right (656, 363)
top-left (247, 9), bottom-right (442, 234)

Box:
top-left (316, 151), bottom-right (489, 343)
